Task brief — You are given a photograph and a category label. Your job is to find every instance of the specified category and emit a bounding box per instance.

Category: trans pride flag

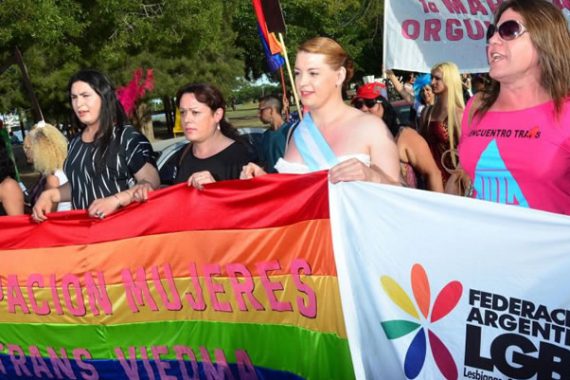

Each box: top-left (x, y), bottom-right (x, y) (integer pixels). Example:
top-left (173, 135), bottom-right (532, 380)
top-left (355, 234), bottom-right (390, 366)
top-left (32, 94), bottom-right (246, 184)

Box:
top-left (0, 172), bottom-right (353, 379)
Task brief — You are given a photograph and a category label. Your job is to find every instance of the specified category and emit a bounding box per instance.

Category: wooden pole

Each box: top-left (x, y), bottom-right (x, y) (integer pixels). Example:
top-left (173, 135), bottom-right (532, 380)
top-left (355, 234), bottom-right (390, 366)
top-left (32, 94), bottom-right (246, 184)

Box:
top-left (14, 47), bottom-right (43, 123)
top-left (278, 33), bottom-right (302, 121)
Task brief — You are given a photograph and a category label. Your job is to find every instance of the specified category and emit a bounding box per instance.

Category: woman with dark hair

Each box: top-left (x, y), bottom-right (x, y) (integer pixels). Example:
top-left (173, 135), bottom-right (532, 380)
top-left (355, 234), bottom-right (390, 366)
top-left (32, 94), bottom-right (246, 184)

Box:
top-left (0, 138), bottom-right (23, 216)
top-left (241, 37), bottom-right (400, 184)
top-left (459, 0), bottom-right (570, 214)
top-left (352, 83), bottom-right (443, 191)
top-left (32, 69), bottom-right (159, 221)
top-left (173, 83), bottom-right (256, 189)
top-left (350, 83), bottom-right (401, 136)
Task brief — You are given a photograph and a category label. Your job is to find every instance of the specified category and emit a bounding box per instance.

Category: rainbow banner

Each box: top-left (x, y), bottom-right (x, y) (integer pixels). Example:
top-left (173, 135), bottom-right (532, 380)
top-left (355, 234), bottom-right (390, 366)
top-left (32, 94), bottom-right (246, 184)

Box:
top-left (0, 172), bottom-right (354, 380)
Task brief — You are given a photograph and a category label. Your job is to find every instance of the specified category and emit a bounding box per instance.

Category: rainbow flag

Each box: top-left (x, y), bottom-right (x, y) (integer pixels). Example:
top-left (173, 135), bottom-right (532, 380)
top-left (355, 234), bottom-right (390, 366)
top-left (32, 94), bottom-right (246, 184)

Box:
top-left (0, 172), bottom-right (354, 379)
top-left (252, 0), bottom-right (285, 72)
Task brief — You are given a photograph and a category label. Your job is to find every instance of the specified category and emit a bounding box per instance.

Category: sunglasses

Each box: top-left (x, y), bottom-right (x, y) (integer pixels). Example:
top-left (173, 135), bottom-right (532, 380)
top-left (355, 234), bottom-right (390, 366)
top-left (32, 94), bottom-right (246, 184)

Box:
top-left (486, 19), bottom-right (527, 42)
top-left (353, 98), bottom-right (378, 109)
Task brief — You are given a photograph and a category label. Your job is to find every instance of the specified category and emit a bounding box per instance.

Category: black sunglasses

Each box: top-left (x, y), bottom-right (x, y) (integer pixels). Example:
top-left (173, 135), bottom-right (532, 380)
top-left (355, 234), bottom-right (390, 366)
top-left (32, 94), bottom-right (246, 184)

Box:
top-left (486, 19), bottom-right (527, 42)
top-left (353, 98), bottom-right (378, 109)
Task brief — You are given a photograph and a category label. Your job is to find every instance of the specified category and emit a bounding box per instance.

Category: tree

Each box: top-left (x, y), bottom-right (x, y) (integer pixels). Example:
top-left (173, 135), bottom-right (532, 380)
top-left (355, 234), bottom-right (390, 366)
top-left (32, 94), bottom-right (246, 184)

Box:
top-left (0, 0), bottom-right (244, 136)
top-left (233, 0), bottom-right (386, 82)
top-left (0, 0), bottom-right (83, 125)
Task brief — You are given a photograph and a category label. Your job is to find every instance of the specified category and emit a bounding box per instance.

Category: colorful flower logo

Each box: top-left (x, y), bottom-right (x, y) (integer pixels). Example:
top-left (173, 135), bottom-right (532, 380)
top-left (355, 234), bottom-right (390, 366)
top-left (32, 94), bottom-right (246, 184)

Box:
top-left (380, 264), bottom-right (462, 380)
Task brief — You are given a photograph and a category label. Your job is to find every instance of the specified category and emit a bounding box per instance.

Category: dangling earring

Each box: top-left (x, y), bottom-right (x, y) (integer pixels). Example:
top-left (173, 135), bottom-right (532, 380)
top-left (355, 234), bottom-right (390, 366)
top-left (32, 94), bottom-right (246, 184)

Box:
top-left (216, 124), bottom-right (221, 130)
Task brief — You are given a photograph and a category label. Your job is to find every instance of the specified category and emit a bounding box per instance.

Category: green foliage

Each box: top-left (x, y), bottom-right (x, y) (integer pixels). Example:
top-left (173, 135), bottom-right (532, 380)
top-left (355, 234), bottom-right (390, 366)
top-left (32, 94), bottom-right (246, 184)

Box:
top-left (0, 0), bottom-right (386, 126)
top-left (231, 79), bottom-right (280, 104)
top-left (233, 0), bottom-right (385, 82)
top-left (0, 0), bottom-right (244, 124)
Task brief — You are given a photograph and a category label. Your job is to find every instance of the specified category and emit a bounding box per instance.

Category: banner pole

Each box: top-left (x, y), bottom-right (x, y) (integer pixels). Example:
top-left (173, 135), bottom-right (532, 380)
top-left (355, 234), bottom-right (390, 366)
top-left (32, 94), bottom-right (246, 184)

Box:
top-left (278, 33), bottom-right (302, 120)
top-left (278, 67), bottom-right (290, 121)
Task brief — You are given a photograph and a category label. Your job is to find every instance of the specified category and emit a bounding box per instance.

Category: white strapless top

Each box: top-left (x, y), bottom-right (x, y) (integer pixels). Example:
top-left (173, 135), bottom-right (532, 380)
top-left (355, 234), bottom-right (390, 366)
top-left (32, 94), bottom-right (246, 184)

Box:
top-left (275, 154), bottom-right (371, 174)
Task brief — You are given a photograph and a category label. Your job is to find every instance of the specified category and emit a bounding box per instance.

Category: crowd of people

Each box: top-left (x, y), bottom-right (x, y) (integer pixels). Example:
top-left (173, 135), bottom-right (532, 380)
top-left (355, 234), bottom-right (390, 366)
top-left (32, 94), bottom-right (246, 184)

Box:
top-left (0, 0), bottom-right (567, 218)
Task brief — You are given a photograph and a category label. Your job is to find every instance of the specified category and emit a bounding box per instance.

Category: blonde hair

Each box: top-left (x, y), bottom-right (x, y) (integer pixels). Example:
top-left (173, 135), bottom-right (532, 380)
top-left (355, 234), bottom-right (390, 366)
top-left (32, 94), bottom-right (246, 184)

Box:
top-left (298, 37), bottom-right (355, 86)
top-left (432, 62), bottom-right (465, 166)
top-left (29, 123), bottom-right (68, 175)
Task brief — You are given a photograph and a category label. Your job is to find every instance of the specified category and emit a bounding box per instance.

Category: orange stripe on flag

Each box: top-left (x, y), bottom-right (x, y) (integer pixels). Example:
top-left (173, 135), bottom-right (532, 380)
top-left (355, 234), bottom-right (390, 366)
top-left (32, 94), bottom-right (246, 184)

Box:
top-left (0, 220), bottom-right (335, 286)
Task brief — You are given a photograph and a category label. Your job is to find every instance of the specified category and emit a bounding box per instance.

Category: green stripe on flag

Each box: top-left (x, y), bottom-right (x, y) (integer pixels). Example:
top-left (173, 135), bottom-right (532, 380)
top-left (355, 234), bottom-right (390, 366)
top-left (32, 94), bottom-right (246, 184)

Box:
top-left (0, 320), bottom-right (354, 379)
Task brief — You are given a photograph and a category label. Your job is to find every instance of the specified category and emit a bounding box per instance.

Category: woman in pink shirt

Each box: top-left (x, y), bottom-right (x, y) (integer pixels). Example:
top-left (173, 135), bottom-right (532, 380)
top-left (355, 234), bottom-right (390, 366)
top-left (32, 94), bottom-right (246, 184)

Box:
top-left (458, 0), bottom-right (570, 215)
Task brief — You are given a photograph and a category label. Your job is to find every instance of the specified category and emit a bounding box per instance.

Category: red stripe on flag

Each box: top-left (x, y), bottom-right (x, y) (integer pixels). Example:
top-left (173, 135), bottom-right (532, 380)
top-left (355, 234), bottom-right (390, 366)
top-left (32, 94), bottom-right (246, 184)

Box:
top-left (252, 0), bottom-right (282, 55)
top-left (0, 171), bottom-right (330, 250)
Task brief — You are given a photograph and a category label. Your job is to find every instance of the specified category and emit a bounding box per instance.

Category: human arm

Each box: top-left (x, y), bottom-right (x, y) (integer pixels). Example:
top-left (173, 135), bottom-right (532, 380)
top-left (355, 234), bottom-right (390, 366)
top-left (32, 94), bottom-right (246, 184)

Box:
top-left (385, 70), bottom-right (414, 104)
top-left (0, 177), bottom-right (24, 215)
top-left (328, 158), bottom-right (401, 184)
top-left (398, 128), bottom-right (443, 192)
top-left (329, 115), bottom-right (401, 185)
top-left (130, 162), bottom-right (160, 201)
top-left (45, 175), bottom-right (61, 190)
top-left (32, 182), bottom-right (71, 221)
top-left (240, 162), bottom-right (268, 179)
top-left (187, 170), bottom-right (216, 190)
top-left (121, 127), bottom-right (160, 203)
top-left (45, 174), bottom-right (63, 212)
top-left (88, 162), bottom-right (159, 218)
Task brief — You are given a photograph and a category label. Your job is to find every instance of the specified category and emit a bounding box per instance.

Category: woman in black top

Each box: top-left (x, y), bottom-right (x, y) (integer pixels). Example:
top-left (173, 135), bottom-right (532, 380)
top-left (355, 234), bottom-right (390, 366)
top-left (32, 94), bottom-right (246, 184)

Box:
top-left (32, 70), bottom-right (159, 221)
top-left (174, 83), bottom-right (255, 189)
top-left (0, 137), bottom-right (23, 216)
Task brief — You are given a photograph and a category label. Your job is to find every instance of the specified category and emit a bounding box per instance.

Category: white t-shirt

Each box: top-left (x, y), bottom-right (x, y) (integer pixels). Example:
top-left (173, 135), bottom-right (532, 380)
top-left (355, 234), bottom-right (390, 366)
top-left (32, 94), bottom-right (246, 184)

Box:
top-left (54, 169), bottom-right (72, 212)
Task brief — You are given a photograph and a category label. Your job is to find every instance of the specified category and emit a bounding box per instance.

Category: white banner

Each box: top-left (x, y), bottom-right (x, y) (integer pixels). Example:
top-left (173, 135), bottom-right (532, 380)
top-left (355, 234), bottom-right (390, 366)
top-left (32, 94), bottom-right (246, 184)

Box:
top-left (330, 182), bottom-right (570, 379)
top-left (383, 0), bottom-right (570, 73)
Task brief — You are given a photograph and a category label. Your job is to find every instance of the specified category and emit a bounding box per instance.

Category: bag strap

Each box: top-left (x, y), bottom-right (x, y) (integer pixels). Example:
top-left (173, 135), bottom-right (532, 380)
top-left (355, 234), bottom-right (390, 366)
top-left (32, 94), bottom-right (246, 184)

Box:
top-left (284, 119), bottom-right (300, 154)
top-left (178, 143), bottom-right (193, 167)
top-left (170, 142), bottom-right (193, 182)
top-left (440, 148), bottom-right (459, 175)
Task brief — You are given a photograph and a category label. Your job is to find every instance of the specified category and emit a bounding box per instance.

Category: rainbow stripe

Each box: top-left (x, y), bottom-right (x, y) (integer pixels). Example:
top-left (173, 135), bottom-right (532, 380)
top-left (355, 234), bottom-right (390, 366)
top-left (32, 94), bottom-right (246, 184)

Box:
top-left (252, 0), bottom-right (285, 72)
top-left (0, 172), bottom-right (354, 379)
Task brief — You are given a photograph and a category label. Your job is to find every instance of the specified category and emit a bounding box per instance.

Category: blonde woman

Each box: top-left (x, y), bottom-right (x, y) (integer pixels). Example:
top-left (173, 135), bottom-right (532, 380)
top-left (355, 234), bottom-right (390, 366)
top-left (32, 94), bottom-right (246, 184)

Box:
top-left (241, 37), bottom-right (400, 185)
top-left (419, 62), bottom-right (465, 186)
top-left (28, 123), bottom-right (71, 211)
